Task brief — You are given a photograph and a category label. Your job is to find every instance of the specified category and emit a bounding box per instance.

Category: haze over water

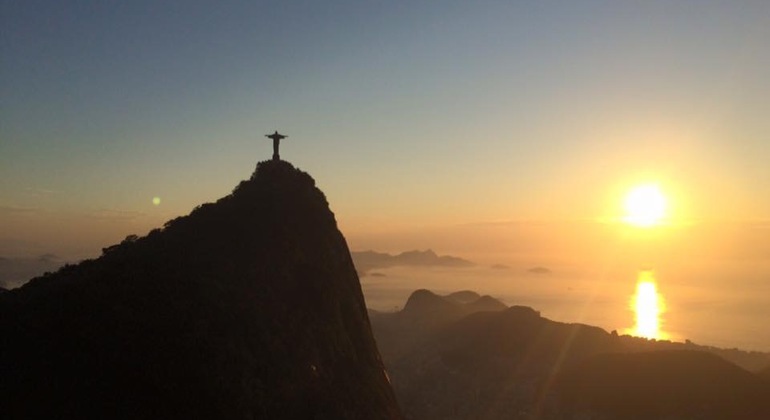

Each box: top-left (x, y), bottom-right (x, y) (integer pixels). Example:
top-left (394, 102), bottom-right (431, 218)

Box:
top-left (361, 259), bottom-right (770, 352)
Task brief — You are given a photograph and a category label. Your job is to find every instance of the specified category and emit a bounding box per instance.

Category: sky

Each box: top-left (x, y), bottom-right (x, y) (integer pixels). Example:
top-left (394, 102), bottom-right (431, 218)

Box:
top-left (2, 0), bottom-right (769, 261)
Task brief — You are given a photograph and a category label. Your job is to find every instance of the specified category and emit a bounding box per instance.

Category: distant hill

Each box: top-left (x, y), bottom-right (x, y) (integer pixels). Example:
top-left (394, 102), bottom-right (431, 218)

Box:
top-left (372, 289), bottom-right (770, 419)
top-left (352, 249), bottom-right (473, 276)
top-left (0, 160), bottom-right (402, 420)
top-left (444, 290), bottom-right (482, 304)
top-left (369, 289), bottom-right (507, 361)
top-left (402, 289), bottom-right (466, 322)
top-left (0, 254), bottom-right (66, 289)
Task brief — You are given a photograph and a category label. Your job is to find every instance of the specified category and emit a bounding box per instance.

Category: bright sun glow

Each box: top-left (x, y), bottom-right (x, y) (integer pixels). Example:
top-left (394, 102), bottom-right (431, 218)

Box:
top-left (628, 270), bottom-right (667, 340)
top-left (623, 184), bottom-right (667, 227)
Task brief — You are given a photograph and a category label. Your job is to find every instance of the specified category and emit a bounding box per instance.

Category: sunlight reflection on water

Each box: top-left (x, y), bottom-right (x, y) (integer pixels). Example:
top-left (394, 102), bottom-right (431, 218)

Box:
top-left (626, 270), bottom-right (669, 340)
top-left (360, 262), bottom-right (770, 351)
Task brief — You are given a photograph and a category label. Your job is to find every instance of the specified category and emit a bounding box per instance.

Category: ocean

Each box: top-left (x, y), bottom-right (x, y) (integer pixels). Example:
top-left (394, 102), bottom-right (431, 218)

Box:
top-left (360, 261), bottom-right (770, 352)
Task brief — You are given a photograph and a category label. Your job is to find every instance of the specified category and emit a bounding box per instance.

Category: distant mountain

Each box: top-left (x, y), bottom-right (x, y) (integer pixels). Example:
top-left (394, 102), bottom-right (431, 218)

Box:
top-left (369, 289), bottom-right (507, 363)
top-left (372, 289), bottom-right (770, 419)
top-left (402, 289), bottom-right (465, 322)
top-left (0, 254), bottom-right (66, 289)
top-left (0, 160), bottom-right (402, 420)
top-left (444, 290), bottom-right (482, 304)
top-left (466, 294), bottom-right (509, 313)
top-left (352, 249), bottom-right (473, 276)
top-left (527, 266), bottom-right (551, 274)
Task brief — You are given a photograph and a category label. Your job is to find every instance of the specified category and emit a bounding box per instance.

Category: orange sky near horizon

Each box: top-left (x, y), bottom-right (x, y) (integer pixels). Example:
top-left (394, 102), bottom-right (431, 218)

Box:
top-left (2, 2), bottom-right (768, 265)
top-left (1, 139), bottom-right (768, 264)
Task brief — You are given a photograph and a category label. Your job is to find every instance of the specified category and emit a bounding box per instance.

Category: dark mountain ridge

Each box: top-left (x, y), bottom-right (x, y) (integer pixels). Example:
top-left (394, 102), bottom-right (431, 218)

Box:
top-left (0, 160), bottom-right (402, 419)
top-left (370, 289), bottom-right (508, 363)
top-left (372, 289), bottom-right (770, 419)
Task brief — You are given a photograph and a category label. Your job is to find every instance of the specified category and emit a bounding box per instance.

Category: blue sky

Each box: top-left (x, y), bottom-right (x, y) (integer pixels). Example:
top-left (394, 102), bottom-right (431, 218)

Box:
top-left (2, 0), bottom-right (769, 258)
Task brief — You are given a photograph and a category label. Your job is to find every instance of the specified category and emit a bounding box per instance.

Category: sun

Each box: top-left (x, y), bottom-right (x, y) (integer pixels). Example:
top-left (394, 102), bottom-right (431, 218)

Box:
top-left (623, 184), bottom-right (667, 227)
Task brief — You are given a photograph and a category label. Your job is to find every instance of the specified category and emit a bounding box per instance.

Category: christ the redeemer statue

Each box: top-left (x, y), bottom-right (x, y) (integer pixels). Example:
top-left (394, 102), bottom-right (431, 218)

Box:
top-left (265, 131), bottom-right (287, 161)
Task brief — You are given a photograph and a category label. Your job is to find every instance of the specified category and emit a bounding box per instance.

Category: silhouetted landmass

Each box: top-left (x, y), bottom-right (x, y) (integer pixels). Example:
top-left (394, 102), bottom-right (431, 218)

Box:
top-left (441, 290), bottom-right (508, 314)
top-left (679, 340), bottom-right (770, 373)
top-left (370, 289), bottom-right (507, 363)
top-left (371, 289), bottom-right (770, 419)
top-left (527, 266), bottom-right (551, 274)
top-left (352, 249), bottom-right (473, 276)
top-left (466, 295), bottom-right (509, 313)
top-left (402, 289), bottom-right (465, 324)
top-left (558, 350), bottom-right (770, 418)
top-left (444, 290), bottom-right (482, 304)
top-left (490, 263), bottom-right (510, 270)
top-left (0, 254), bottom-right (66, 289)
top-left (0, 160), bottom-right (402, 420)
top-left (760, 366), bottom-right (770, 382)
top-left (369, 272), bottom-right (387, 277)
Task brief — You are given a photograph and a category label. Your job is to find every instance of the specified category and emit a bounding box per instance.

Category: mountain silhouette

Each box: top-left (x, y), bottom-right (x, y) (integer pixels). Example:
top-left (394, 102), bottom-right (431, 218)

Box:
top-left (0, 254), bottom-right (66, 289)
top-left (443, 290), bottom-right (483, 304)
top-left (0, 160), bottom-right (402, 420)
top-left (399, 289), bottom-right (507, 327)
top-left (352, 249), bottom-right (473, 276)
top-left (370, 289), bottom-right (508, 363)
top-left (402, 289), bottom-right (466, 321)
top-left (373, 290), bottom-right (770, 419)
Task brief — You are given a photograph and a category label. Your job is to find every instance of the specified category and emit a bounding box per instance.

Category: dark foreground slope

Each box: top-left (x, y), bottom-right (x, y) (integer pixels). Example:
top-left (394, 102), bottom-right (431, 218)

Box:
top-left (559, 350), bottom-right (770, 419)
top-left (0, 160), bottom-right (402, 420)
top-left (373, 290), bottom-right (770, 419)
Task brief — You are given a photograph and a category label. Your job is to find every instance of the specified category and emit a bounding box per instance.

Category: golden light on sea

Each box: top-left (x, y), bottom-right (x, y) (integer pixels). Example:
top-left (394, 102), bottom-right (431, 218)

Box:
top-left (628, 270), bottom-right (668, 340)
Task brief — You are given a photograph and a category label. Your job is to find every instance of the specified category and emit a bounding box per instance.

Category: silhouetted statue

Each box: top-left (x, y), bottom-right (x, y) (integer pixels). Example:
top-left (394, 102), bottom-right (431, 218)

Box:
top-left (266, 131), bottom-right (287, 161)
